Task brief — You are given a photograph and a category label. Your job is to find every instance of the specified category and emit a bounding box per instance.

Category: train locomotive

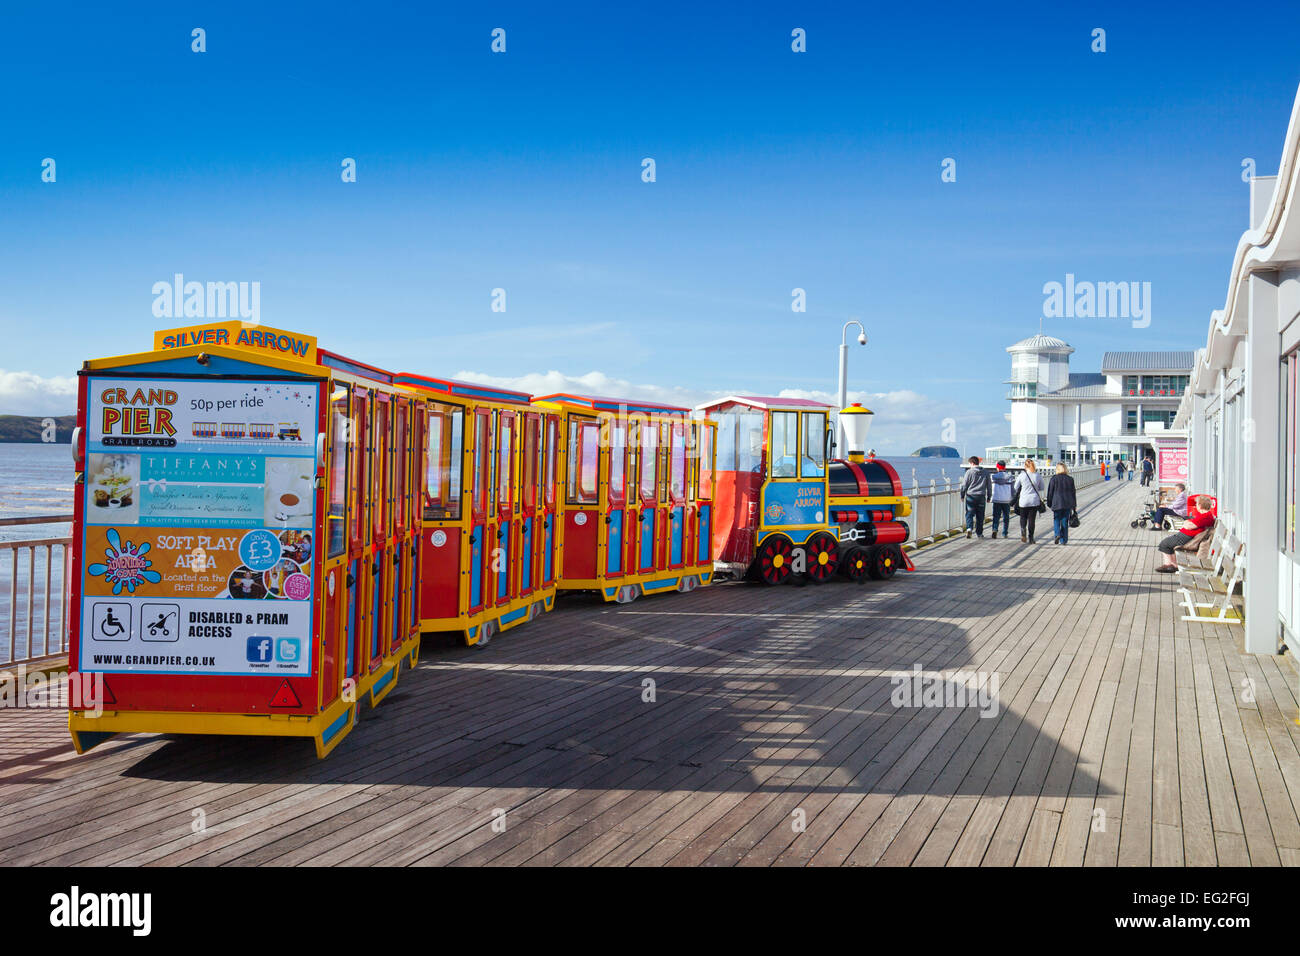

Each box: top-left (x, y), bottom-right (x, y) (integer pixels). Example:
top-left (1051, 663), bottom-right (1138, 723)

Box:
top-left (698, 396), bottom-right (912, 585)
top-left (67, 323), bottom-right (913, 759)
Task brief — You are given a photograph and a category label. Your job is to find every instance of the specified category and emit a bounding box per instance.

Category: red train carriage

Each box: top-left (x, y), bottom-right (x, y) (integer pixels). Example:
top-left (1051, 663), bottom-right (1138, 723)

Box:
top-left (393, 373), bottom-right (559, 646)
top-left (534, 394), bottom-right (717, 602)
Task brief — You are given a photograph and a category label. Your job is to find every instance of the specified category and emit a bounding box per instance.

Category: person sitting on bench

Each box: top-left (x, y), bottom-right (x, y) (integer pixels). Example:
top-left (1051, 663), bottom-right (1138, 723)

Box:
top-left (1155, 495), bottom-right (1215, 573)
top-left (1150, 483), bottom-right (1188, 530)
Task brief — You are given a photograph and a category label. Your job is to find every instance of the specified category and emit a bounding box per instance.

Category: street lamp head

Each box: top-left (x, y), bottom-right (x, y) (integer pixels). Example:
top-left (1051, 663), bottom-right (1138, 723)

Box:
top-left (857, 332), bottom-right (867, 346)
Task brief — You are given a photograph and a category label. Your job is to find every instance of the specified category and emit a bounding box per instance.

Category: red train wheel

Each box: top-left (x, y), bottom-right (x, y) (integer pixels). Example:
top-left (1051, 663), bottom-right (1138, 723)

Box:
top-left (867, 545), bottom-right (899, 580)
top-left (804, 533), bottom-right (838, 583)
top-left (840, 546), bottom-right (870, 583)
top-left (752, 535), bottom-right (794, 585)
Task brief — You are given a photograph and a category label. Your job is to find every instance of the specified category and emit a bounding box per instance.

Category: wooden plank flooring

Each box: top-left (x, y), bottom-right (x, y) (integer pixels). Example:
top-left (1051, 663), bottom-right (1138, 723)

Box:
top-left (2, 479), bottom-right (1299, 866)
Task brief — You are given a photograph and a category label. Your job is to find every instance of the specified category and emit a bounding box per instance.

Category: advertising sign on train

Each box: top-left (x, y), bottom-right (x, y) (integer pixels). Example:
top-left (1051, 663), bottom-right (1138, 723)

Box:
top-left (79, 377), bottom-right (320, 675)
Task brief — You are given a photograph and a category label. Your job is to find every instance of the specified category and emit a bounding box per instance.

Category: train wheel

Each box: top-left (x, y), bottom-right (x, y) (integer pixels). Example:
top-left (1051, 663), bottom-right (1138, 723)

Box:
top-left (473, 619), bottom-right (497, 647)
top-left (867, 545), bottom-right (899, 580)
top-left (804, 534), bottom-right (838, 584)
top-left (752, 535), bottom-right (794, 586)
top-left (840, 547), bottom-right (871, 583)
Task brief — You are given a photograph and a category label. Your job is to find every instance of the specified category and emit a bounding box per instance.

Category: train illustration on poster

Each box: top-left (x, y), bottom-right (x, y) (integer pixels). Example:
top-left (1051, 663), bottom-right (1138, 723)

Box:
top-left (67, 322), bottom-right (913, 758)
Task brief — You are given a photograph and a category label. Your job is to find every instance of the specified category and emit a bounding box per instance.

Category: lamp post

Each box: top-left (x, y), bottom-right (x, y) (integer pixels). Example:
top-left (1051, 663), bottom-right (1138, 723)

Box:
top-left (837, 320), bottom-right (867, 455)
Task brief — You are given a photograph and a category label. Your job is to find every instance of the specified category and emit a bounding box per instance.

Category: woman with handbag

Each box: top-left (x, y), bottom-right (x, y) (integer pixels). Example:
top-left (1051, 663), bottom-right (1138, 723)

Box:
top-left (1013, 459), bottom-right (1045, 544)
top-left (1046, 463), bottom-right (1078, 545)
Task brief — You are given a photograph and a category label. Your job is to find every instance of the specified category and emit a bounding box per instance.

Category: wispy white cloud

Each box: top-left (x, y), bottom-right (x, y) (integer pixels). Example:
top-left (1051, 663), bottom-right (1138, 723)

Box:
top-left (451, 372), bottom-right (1008, 457)
top-left (0, 369), bottom-right (77, 416)
top-left (451, 369), bottom-right (723, 410)
top-left (776, 387), bottom-right (1006, 456)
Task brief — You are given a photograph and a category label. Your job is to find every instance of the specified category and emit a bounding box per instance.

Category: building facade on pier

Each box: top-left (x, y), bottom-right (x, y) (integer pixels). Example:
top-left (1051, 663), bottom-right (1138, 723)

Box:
top-left (1176, 87), bottom-right (1300, 658)
top-left (987, 333), bottom-right (1193, 466)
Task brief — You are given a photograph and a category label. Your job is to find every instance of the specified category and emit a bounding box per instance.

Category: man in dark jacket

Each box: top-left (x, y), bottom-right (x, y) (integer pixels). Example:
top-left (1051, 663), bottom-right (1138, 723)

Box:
top-left (959, 456), bottom-right (991, 539)
top-left (1140, 456), bottom-right (1154, 487)
top-left (1046, 464), bottom-right (1078, 545)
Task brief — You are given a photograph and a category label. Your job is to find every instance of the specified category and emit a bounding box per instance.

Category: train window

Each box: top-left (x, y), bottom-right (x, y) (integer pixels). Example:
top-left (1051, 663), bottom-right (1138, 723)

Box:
top-left (350, 391), bottom-right (368, 549)
top-left (670, 424), bottom-right (686, 500)
top-left (770, 411), bottom-right (799, 478)
top-left (498, 413), bottom-right (514, 513)
top-left (488, 411), bottom-right (498, 511)
top-left (410, 407), bottom-right (425, 530)
top-left (608, 418), bottom-right (625, 505)
top-left (736, 411), bottom-right (764, 472)
top-left (472, 411), bottom-right (490, 519)
top-left (715, 413), bottom-right (737, 470)
top-left (801, 412), bottom-right (827, 478)
top-left (373, 398), bottom-right (390, 541)
top-left (625, 420), bottom-right (639, 501)
top-left (425, 403), bottom-right (464, 520)
top-left (566, 419), bottom-right (600, 505)
top-left (697, 424), bottom-right (714, 501)
top-left (639, 418), bottom-right (658, 500)
top-left (326, 386), bottom-right (350, 559)
top-left (544, 417), bottom-right (557, 508)
top-left (657, 421), bottom-right (670, 504)
top-left (522, 415), bottom-right (539, 511)
top-left (394, 401), bottom-right (408, 529)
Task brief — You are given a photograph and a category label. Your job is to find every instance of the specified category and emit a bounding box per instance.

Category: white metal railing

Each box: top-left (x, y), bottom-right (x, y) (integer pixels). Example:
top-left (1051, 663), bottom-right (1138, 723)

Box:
top-left (904, 466), bottom-right (1104, 545)
top-left (1, 515), bottom-right (73, 667)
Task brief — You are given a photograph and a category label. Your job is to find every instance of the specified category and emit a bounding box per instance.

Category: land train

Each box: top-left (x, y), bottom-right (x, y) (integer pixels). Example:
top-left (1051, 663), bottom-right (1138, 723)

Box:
top-left (68, 323), bottom-right (912, 757)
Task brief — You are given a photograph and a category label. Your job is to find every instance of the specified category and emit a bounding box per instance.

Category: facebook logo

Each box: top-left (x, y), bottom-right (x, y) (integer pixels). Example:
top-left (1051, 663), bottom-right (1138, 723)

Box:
top-left (246, 636), bottom-right (274, 663)
top-left (276, 638), bottom-right (300, 663)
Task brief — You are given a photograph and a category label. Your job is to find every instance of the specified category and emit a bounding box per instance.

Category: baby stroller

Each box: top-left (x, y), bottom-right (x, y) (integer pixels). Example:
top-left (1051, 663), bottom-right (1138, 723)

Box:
top-left (1131, 500), bottom-right (1167, 529)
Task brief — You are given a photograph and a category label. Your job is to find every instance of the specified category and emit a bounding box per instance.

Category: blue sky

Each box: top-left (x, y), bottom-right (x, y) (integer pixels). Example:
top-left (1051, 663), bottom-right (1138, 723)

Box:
top-left (3, 2), bottom-right (1299, 453)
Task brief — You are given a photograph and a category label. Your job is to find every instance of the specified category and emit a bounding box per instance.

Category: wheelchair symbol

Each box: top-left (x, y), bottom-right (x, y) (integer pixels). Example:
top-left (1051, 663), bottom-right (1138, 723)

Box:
top-left (91, 602), bottom-right (131, 641)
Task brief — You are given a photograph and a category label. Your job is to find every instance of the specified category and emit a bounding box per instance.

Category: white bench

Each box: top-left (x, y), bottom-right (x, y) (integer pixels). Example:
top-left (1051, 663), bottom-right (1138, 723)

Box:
top-left (1177, 534), bottom-right (1244, 625)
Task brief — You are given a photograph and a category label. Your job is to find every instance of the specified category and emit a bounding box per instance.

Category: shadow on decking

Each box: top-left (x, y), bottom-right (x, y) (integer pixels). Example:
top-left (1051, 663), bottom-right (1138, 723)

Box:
top-left (116, 577), bottom-right (1106, 803)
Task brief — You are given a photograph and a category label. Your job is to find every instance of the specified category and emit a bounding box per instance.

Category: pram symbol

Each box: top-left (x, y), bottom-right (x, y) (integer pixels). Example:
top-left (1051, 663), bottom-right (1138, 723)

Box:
top-left (141, 603), bottom-right (181, 642)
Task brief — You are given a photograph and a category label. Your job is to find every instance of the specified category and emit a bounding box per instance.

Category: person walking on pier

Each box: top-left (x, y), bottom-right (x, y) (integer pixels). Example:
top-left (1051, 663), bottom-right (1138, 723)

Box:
top-left (959, 456), bottom-right (990, 539)
top-left (1047, 463), bottom-right (1078, 545)
top-left (1140, 455), bottom-right (1154, 487)
top-left (1014, 459), bottom-right (1044, 543)
top-left (1115, 460), bottom-right (1126, 481)
top-left (989, 461), bottom-right (1014, 538)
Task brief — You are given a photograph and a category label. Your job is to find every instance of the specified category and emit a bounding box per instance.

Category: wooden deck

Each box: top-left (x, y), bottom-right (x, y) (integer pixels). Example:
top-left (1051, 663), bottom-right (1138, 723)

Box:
top-left (2, 480), bottom-right (1299, 866)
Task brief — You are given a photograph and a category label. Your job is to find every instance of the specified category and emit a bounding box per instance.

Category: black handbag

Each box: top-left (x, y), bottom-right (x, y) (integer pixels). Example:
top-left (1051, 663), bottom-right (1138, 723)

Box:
top-left (1068, 510), bottom-right (1080, 528)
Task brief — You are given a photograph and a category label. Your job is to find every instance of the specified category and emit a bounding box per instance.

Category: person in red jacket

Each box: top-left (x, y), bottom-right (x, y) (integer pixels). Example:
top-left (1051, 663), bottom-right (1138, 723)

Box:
top-left (1155, 495), bottom-right (1215, 573)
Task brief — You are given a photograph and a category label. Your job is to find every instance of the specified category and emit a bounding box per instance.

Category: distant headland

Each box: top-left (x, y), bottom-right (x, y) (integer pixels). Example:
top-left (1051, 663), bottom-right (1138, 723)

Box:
top-left (0, 415), bottom-right (75, 443)
top-left (910, 445), bottom-right (960, 459)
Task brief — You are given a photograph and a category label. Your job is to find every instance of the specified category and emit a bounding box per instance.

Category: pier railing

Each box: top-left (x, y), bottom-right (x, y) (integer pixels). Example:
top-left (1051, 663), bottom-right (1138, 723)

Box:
top-left (0, 515), bottom-right (73, 668)
top-left (905, 465), bottom-right (1106, 546)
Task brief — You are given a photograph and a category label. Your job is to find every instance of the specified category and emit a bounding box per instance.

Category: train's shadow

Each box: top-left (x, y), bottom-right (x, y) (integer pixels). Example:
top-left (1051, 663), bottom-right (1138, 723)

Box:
top-left (121, 574), bottom-right (1106, 802)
